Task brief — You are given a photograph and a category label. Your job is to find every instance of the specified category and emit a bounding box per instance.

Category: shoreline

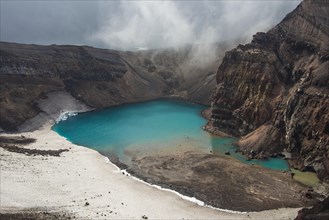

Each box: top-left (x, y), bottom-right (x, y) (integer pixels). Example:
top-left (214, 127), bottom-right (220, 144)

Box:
top-left (110, 160), bottom-right (248, 215)
top-left (0, 124), bottom-right (304, 219)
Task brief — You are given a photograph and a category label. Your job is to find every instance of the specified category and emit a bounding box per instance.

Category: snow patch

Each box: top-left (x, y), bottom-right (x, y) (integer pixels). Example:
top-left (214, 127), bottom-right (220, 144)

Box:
top-left (56, 111), bottom-right (78, 123)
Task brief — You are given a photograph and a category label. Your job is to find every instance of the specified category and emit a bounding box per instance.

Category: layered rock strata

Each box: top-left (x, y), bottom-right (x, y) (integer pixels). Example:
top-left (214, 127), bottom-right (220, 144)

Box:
top-left (209, 0), bottom-right (329, 181)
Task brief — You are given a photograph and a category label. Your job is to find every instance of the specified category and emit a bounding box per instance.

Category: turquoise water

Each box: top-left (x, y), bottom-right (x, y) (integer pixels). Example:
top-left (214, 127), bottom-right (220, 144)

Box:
top-left (211, 138), bottom-right (289, 171)
top-left (52, 100), bottom-right (289, 171)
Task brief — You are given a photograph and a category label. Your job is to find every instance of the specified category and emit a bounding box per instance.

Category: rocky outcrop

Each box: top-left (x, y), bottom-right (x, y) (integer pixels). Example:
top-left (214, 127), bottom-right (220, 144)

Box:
top-left (209, 0), bottom-right (329, 181)
top-left (0, 41), bottom-right (233, 131)
top-left (295, 196), bottom-right (329, 220)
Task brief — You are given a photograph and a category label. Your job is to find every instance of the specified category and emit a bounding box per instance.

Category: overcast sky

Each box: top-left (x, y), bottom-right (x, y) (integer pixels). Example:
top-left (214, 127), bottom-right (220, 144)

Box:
top-left (0, 0), bottom-right (301, 50)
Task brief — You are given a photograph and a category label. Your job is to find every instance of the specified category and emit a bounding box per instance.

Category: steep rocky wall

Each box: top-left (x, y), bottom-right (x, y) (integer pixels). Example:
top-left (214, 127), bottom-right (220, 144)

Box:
top-left (210, 0), bottom-right (329, 181)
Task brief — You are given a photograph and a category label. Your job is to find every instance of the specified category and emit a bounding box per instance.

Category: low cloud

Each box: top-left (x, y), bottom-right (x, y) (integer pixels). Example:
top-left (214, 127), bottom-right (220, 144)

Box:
top-left (90, 1), bottom-right (300, 50)
top-left (91, 1), bottom-right (194, 50)
top-left (1, 0), bottom-right (301, 50)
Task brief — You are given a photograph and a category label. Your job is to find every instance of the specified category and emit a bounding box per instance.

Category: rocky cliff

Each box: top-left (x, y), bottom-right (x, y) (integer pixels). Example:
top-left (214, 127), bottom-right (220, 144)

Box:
top-left (209, 0), bottom-right (329, 181)
top-left (0, 41), bottom-right (232, 131)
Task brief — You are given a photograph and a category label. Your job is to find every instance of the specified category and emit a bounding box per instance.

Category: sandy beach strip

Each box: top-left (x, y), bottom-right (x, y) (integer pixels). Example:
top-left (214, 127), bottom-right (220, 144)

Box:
top-left (0, 125), bottom-right (301, 219)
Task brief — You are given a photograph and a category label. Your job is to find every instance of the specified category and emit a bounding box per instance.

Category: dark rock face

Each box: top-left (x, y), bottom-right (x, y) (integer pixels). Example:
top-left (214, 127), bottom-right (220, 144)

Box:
top-left (210, 0), bottom-right (329, 181)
